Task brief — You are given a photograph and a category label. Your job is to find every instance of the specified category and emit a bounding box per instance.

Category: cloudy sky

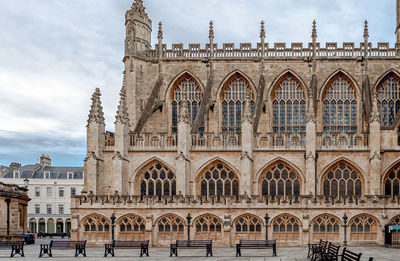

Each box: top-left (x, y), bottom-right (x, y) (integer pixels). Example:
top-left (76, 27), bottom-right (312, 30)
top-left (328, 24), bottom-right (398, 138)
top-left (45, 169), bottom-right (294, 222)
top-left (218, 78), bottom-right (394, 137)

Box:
top-left (0, 0), bottom-right (397, 167)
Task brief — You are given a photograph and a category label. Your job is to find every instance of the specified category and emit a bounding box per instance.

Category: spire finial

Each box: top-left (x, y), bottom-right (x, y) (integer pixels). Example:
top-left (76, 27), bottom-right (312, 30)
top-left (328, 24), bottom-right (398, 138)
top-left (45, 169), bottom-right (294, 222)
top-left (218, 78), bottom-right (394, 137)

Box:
top-left (260, 21), bottom-right (265, 41)
top-left (364, 20), bottom-right (369, 40)
top-left (87, 88), bottom-right (105, 125)
top-left (312, 20), bottom-right (317, 39)
top-left (115, 73), bottom-right (130, 125)
top-left (209, 21), bottom-right (214, 41)
top-left (131, 0), bottom-right (146, 15)
top-left (158, 22), bottom-right (163, 42)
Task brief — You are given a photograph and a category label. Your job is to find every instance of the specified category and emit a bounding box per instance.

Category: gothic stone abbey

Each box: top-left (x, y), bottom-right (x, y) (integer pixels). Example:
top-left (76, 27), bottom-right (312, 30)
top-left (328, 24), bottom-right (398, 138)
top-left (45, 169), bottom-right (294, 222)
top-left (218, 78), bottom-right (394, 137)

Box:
top-left (71, 0), bottom-right (400, 246)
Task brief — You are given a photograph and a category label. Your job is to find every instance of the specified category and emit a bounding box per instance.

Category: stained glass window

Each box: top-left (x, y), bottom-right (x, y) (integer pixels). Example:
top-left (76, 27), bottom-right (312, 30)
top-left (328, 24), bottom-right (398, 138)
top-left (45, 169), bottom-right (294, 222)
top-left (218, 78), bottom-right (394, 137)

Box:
top-left (138, 161), bottom-right (176, 196)
top-left (377, 73), bottom-right (400, 127)
top-left (199, 162), bottom-right (239, 197)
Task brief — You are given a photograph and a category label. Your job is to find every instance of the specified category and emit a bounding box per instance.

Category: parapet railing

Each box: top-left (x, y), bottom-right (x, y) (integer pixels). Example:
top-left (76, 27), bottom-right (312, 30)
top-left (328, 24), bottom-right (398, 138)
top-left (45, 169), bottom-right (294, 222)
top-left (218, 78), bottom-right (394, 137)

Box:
top-left (191, 133), bottom-right (241, 150)
top-left (129, 133), bottom-right (177, 150)
top-left (254, 133), bottom-right (306, 150)
top-left (146, 42), bottom-right (400, 60)
top-left (317, 133), bottom-right (369, 150)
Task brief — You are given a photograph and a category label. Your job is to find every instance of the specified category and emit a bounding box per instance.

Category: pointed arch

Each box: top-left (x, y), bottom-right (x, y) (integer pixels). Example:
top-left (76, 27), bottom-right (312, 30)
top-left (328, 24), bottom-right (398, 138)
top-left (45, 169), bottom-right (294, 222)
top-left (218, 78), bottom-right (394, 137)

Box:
top-left (233, 213), bottom-right (263, 239)
top-left (81, 213), bottom-right (110, 232)
top-left (116, 214), bottom-right (146, 240)
top-left (382, 160), bottom-right (400, 197)
top-left (215, 70), bottom-right (257, 98)
top-left (217, 71), bottom-right (256, 135)
top-left (165, 71), bottom-right (205, 134)
top-left (193, 213), bottom-right (223, 240)
top-left (349, 214), bottom-right (379, 241)
top-left (269, 71), bottom-right (307, 135)
top-left (268, 69), bottom-right (309, 98)
top-left (195, 158), bottom-right (240, 197)
top-left (257, 158), bottom-right (303, 197)
top-left (374, 70), bottom-right (400, 128)
top-left (271, 213), bottom-right (302, 242)
top-left (310, 214), bottom-right (341, 241)
top-left (390, 214), bottom-right (400, 225)
top-left (164, 70), bottom-right (205, 101)
top-left (319, 70), bottom-right (360, 101)
top-left (133, 158), bottom-right (176, 197)
top-left (154, 213), bottom-right (185, 242)
top-left (320, 70), bottom-right (359, 135)
top-left (256, 157), bottom-right (305, 183)
top-left (319, 158), bottom-right (365, 198)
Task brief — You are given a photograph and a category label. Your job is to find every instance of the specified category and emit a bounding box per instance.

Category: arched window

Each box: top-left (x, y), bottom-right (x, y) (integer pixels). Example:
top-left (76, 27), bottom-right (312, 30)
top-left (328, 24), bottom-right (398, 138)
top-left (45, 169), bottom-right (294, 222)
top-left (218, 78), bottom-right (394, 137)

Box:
top-left (171, 74), bottom-right (204, 134)
top-left (272, 214), bottom-right (301, 242)
top-left (272, 73), bottom-right (306, 135)
top-left (82, 214), bottom-right (110, 232)
top-left (29, 218), bottom-right (37, 233)
top-left (38, 218), bottom-right (45, 233)
top-left (233, 214), bottom-right (263, 241)
top-left (321, 161), bottom-right (363, 198)
top-left (384, 162), bottom-right (400, 197)
top-left (311, 214), bottom-right (340, 241)
top-left (221, 73), bottom-right (255, 135)
top-left (118, 214), bottom-right (145, 233)
top-left (197, 161), bottom-right (239, 197)
top-left (259, 161), bottom-right (301, 197)
top-left (323, 73), bottom-right (357, 135)
top-left (349, 214), bottom-right (378, 241)
top-left (390, 215), bottom-right (400, 225)
top-left (156, 214), bottom-right (185, 242)
top-left (137, 161), bottom-right (176, 197)
top-left (377, 73), bottom-right (400, 127)
top-left (194, 214), bottom-right (223, 241)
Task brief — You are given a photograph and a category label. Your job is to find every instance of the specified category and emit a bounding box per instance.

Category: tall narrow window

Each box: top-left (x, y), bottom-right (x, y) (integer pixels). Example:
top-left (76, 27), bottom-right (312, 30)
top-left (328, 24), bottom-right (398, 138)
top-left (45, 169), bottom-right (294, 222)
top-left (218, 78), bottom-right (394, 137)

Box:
top-left (137, 161), bottom-right (176, 196)
top-left (272, 73), bottom-right (306, 135)
top-left (323, 73), bottom-right (357, 135)
top-left (377, 73), bottom-right (400, 127)
top-left (171, 74), bottom-right (204, 134)
top-left (221, 73), bottom-right (255, 135)
top-left (383, 161), bottom-right (400, 197)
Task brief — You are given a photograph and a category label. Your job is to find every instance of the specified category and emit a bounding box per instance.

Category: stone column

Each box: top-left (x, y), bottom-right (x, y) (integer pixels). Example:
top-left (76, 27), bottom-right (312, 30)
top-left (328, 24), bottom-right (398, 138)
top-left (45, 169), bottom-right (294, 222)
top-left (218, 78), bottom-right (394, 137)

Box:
top-left (240, 89), bottom-right (254, 195)
top-left (176, 94), bottom-right (191, 195)
top-left (305, 91), bottom-right (317, 195)
top-left (369, 94), bottom-right (381, 195)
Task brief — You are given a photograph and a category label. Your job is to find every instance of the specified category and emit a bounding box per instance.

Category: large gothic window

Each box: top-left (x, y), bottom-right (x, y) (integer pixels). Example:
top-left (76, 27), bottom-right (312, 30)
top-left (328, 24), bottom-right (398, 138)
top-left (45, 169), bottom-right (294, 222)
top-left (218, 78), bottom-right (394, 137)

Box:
top-left (384, 162), bottom-right (400, 197)
top-left (272, 73), bottom-right (306, 135)
top-left (198, 161), bottom-right (239, 197)
top-left (156, 214), bottom-right (185, 242)
top-left (323, 73), bottom-right (357, 135)
top-left (221, 73), bottom-right (255, 135)
top-left (349, 214), bottom-right (378, 241)
top-left (311, 214), bottom-right (340, 241)
top-left (194, 214), bottom-right (223, 241)
top-left (82, 214), bottom-right (110, 232)
top-left (377, 73), bottom-right (400, 127)
top-left (171, 73), bottom-right (204, 134)
top-left (321, 161), bottom-right (363, 198)
top-left (259, 161), bottom-right (301, 197)
top-left (272, 214), bottom-right (301, 242)
top-left (137, 161), bottom-right (176, 197)
top-left (118, 214), bottom-right (145, 233)
top-left (233, 214), bottom-right (263, 241)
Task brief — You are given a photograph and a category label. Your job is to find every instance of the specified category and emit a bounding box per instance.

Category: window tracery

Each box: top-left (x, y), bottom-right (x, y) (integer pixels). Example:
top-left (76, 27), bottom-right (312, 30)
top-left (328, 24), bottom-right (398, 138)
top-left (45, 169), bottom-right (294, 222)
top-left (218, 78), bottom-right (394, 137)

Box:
top-left (221, 73), bottom-right (255, 135)
top-left (390, 215), bottom-right (400, 225)
top-left (377, 73), bottom-right (400, 127)
top-left (311, 214), bottom-right (340, 241)
top-left (321, 161), bottom-right (362, 198)
top-left (349, 214), bottom-right (378, 241)
top-left (138, 161), bottom-right (176, 196)
top-left (323, 74), bottom-right (357, 135)
top-left (259, 161), bottom-right (301, 197)
top-left (384, 162), bottom-right (400, 197)
top-left (272, 74), bottom-right (306, 135)
top-left (272, 214), bottom-right (301, 241)
top-left (118, 214), bottom-right (145, 232)
top-left (171, 74), bottom-right (204, 134)
top-left (234, 214), bottom-right (262, 233)
top-left (198, 162), bottom-right (239, 197)
top-left (194, 214), bottom-right (222, 233)
top-left (83, 214), bottom-right (110, 232)
top-left (157, 214), bottom-right (184, 233)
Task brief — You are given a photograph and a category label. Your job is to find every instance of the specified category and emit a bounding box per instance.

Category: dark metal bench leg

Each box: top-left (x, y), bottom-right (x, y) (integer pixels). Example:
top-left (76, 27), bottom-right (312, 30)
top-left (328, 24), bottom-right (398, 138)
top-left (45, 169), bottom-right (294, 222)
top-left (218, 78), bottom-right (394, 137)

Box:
top-left (170, 245), bottom-right (177, 257)
top-left (207, 244), bottom-right (213, 257)
top-left (236, 245), bottom-right (241, 257)
top-left (145, 246), bottom-right (149, 256)
top-left (273, 244), bottom-right (277, 257)
top-left (75, 245), bottom-right (86, 257)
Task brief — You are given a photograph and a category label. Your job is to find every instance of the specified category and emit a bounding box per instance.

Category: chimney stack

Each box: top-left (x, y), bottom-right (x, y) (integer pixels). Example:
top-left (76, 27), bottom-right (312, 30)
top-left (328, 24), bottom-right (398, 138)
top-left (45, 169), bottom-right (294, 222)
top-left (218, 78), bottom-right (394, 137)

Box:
top-left (40, 154), bottom-right (51, 167)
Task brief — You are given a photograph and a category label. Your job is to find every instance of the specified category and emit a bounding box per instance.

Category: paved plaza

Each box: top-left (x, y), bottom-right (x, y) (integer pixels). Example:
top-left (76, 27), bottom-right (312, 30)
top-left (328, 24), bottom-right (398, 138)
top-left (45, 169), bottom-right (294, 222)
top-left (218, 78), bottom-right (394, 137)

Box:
top-left (0, 240), bottom-right (397, 261)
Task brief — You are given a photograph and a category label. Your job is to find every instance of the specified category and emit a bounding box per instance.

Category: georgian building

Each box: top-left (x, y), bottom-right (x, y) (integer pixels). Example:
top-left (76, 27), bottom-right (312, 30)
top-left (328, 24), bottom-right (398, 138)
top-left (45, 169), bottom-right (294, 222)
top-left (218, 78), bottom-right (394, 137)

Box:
top-left (71, 0), bottom-right (400, 246)
top-left (1, 155), bottom-right (84, 234)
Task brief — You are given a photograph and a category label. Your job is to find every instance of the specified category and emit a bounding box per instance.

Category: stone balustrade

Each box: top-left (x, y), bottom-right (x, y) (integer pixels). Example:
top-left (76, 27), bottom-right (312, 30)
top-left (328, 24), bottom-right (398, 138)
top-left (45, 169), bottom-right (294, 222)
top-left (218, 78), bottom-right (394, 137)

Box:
top-left (145, 42), bottom-right (400, 60)
top-left (128, 133), bottom-right (177, 151)
top-left (317, 132), bottom-right (369, 150)
top-left (254, 133), bottom-right (306, 150)
top-left (191, 133), bottom-right (241, 150)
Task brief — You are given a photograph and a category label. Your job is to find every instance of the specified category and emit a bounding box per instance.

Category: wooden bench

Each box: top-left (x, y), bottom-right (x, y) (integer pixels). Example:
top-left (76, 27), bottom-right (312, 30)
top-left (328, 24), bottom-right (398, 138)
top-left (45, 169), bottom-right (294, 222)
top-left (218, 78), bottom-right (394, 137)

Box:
top-left (104, 240), bottom-right (149, 257)
top-left (39, 240), bottom-right (87, 257)
top-left (340, 248), bottom-right (362, 261)
top-left (236, 239), bottom-right (277, 257)
top-left (170, 240), bottom-right (212, 257)
top-left (0, 241), bottom-right (24, 257)
top-left (310, 240), bottom-right (328, 261)
top-left (321, 242), bottom-right (340, 261)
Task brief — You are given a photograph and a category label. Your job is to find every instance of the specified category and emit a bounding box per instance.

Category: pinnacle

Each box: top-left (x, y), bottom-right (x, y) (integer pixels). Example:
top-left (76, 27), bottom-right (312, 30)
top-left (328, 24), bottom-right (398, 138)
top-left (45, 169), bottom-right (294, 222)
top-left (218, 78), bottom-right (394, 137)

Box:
top-left (260, 21), bottom-right (265, 40)
top-left (209, 21), bottom-right (214, 40)
top-left (312, 20), bottom-right (317, 39)
top-left (115, 74), bottom-right (130, 125)
top-left (87, 88), bottom-right (105, 125)
top-left (130, 0), bottom-right (148, 16)
top-left (158, 22), bottom-right (163, 42)
top-left (364, 20), bottom-right (369, 39)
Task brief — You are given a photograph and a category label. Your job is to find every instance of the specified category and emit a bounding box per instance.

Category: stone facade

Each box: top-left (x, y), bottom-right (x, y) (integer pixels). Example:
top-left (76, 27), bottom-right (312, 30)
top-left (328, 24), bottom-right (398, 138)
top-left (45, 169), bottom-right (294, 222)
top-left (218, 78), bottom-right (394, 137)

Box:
top-left (0, 181), bottom-right (30, 236)
top-left (72, 0), bottom-right (400, 246)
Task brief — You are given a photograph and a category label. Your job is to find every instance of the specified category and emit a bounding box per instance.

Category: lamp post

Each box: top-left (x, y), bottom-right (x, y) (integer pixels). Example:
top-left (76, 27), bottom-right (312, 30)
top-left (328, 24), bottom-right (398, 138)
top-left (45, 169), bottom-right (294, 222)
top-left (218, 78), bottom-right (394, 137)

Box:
top-left (342, 213), bottom-right (348, 247)
top-left (264, 213), bottom-right (270, 240)
top-left (186, 213), bottom-right (192, 241)
top-left (111, 213), bottom-right (116, 242)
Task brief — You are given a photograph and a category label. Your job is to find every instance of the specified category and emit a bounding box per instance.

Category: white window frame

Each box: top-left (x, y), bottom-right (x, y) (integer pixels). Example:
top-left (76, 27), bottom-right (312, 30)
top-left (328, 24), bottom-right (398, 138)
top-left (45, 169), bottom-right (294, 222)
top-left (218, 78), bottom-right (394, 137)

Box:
top-left (13, 171), bottom-right (20, 179)
top-left (71, 187), bottom-right (76, 196)
top-left (46, 187), bottom-right (52, 197)
top-left (35, 187), bottom-right (40, 197)
top-left (59, 204), bottom-right (64, 214)
top-left (67, 172), bottom-right (73, 179)
top-left (44, 171), bottom-right (50, 179)
top-left (35, 204), bottom-right (40, 214)
top-left (47, 204), bottom-right (52, 214)
top-left (59, 187), bottom-right (64, 197)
